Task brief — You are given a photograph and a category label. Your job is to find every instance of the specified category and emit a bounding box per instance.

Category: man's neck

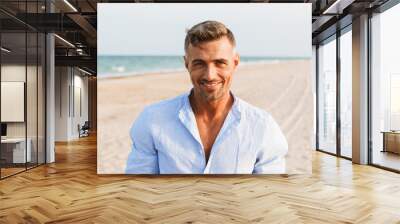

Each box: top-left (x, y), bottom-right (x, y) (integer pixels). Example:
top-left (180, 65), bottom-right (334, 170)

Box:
top-left (189, 91), bottom-right (234, 121)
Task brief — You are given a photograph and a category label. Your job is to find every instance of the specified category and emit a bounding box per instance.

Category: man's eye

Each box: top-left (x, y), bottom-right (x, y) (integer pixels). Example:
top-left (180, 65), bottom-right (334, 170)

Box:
top-left (216, 61), bottom-right (227, 66)
top-left (192, 62), bottom-right (204, 68)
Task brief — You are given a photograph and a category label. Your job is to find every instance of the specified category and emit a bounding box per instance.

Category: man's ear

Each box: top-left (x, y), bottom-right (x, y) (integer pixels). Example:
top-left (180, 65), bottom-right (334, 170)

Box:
top-left (234, 53), bottom-right (240, 67)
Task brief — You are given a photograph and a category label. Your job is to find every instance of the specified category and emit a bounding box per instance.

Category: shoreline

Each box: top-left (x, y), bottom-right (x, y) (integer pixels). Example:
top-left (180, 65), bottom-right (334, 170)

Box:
top-left (97, 59), bottom-right (295, 80)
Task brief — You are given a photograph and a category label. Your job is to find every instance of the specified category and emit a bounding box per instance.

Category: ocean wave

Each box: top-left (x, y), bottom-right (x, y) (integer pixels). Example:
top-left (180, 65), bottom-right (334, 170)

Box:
top-left (98, 55), bottom-right (290, 79)
top-left (98, 67), bottom-right (187, 79)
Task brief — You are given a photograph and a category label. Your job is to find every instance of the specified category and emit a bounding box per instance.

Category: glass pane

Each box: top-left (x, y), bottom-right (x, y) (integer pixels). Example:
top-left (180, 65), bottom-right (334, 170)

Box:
top-left (1, 31), bottom-right (27, 177)
top-left (340, 30), bottom-right (352, 158)
top-left (390, 75), bottom-right (400, 130)
top-left (38, 33), bottom-right (45, 165)
top-left (318, 37), bottom-right (337, 154)
top-left (371, 4), bottom-right (400, 171)
top-left (27, 31), bottom-right (38, 169)
top-left (27, 0), bottom-right (39, 170)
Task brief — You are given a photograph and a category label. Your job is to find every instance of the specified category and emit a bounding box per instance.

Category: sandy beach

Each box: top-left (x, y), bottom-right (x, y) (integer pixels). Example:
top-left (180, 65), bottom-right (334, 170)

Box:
top-left (97, 60), bottom-right (313, 174)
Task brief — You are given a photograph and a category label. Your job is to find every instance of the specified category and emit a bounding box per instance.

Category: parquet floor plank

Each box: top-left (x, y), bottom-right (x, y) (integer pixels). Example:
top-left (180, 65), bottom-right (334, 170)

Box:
top-left (1, 134), bottom-right (399, 223)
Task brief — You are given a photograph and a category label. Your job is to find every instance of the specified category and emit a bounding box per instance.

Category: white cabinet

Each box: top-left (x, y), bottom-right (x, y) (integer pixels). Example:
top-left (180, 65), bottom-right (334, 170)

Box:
top-left (1, 138), bottom-right (32, 163)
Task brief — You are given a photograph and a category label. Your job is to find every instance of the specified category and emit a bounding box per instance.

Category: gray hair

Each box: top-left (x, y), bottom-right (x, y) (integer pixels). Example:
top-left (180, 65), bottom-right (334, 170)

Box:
top-left (184, 20), bottom-right (236, 53)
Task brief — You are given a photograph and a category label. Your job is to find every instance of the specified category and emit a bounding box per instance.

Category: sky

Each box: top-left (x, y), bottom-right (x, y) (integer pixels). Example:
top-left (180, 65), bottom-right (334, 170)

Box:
top-left (98, 3), bottom-right (311, 58)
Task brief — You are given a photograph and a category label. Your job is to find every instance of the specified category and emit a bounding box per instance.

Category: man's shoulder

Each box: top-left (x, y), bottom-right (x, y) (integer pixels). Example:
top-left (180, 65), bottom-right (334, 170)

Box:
top-left (131, 93), bottom-right (186, 132)
top-left (236, 97), bottom-right (272, 122)
top-left (141, 93), bottom-right (186, 117)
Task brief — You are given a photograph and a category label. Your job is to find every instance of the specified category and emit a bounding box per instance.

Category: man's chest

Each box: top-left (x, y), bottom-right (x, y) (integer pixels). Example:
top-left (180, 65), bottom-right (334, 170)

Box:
top-left (154, 123), bottom-right (258, 174)
top-left (196, 119), bottom-right (225, 160)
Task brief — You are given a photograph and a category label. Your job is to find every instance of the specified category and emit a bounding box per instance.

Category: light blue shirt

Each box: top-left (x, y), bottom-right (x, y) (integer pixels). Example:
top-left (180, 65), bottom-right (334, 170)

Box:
top-left (125, 91), bottom-right (288, 174)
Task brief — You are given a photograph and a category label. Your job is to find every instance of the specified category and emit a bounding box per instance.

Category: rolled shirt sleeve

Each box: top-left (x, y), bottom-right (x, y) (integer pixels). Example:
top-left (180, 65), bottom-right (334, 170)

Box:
top-left (125, 107), bottom-right (159, 174)
top-left (253, 114), bottom-right (288, 174)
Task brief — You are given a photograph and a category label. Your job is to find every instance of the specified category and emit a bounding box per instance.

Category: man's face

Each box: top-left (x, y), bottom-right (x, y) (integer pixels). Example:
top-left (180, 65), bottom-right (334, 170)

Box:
top-left (184, 36), bottom-right (240, 102)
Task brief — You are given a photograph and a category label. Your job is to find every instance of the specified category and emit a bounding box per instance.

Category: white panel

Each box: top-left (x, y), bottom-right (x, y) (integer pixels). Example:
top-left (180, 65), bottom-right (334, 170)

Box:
top-left (1, 82), bottom-right (25, 122)
top-left (73, 86), bottom-right (81, 138)
top-left (46, 32), bottom-right (56, 163)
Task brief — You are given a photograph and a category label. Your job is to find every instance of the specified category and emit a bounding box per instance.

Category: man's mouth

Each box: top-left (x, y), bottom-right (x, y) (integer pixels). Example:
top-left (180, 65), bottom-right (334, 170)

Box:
top-left (200, 81), bottom-right (222, 90)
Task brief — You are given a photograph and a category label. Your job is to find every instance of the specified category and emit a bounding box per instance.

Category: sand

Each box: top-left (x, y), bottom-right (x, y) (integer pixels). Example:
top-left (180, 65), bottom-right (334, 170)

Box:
top-left (97, 60), bottom-right (313, 174)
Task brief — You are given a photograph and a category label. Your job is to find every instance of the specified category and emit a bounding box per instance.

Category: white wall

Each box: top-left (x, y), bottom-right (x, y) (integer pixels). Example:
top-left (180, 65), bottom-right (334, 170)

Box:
top-left (1, 63), bottom-right (46, 164)
top-left (1, 65), bottom-right (26, 136)
top-left (1, 65), bottom-right (39, 138)
top-left (55, 66), bottom-right (70, 141)
top-left (75, 70), bottom-right (89, 138)
top-left (55, 67), bottom-right (89, 141)
top-left (72, 73), bottom-right (89, 137)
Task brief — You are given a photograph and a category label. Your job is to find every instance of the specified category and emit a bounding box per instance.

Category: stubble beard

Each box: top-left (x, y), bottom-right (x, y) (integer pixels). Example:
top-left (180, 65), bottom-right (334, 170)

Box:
top-left (198, 84), bottom-right (226, 102)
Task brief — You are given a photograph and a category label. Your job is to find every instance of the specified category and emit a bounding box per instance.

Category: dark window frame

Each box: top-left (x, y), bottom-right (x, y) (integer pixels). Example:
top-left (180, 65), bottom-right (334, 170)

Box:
top-left (315, 23), bottom-right (352, 161)
top-left (0, 0), bottom-right (47, 180)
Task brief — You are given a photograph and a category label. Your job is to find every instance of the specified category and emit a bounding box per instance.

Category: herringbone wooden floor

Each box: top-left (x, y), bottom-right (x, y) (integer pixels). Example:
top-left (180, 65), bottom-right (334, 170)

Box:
top-left (1, 134), bottom-right (400, 223)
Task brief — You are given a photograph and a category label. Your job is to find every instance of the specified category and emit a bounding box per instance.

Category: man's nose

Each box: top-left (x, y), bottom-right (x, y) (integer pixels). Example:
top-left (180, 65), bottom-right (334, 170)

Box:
top-left (204, 65), bottom-right (218, 80)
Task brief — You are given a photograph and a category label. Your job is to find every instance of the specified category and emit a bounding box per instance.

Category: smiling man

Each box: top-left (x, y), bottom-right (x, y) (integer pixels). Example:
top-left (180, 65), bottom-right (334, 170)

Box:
top-left (125, 20), bottom-right (288, 174)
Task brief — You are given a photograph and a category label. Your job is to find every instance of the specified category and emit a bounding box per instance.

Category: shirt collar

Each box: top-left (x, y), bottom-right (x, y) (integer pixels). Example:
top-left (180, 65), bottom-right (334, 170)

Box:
top-left (180, 89), bottom-right (242, 121)
top-left (178, 90), bottom-right (242, 147)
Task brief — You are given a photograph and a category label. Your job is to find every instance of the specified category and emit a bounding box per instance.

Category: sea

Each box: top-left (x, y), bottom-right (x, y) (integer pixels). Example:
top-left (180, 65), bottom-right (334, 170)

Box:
top-left (97, 55), bottom-right (283, 78)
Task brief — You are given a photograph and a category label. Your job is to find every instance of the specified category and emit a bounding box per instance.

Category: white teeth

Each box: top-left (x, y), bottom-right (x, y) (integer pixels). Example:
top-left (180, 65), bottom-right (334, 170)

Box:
top-left (201, 82), bottom-right (220, 86)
